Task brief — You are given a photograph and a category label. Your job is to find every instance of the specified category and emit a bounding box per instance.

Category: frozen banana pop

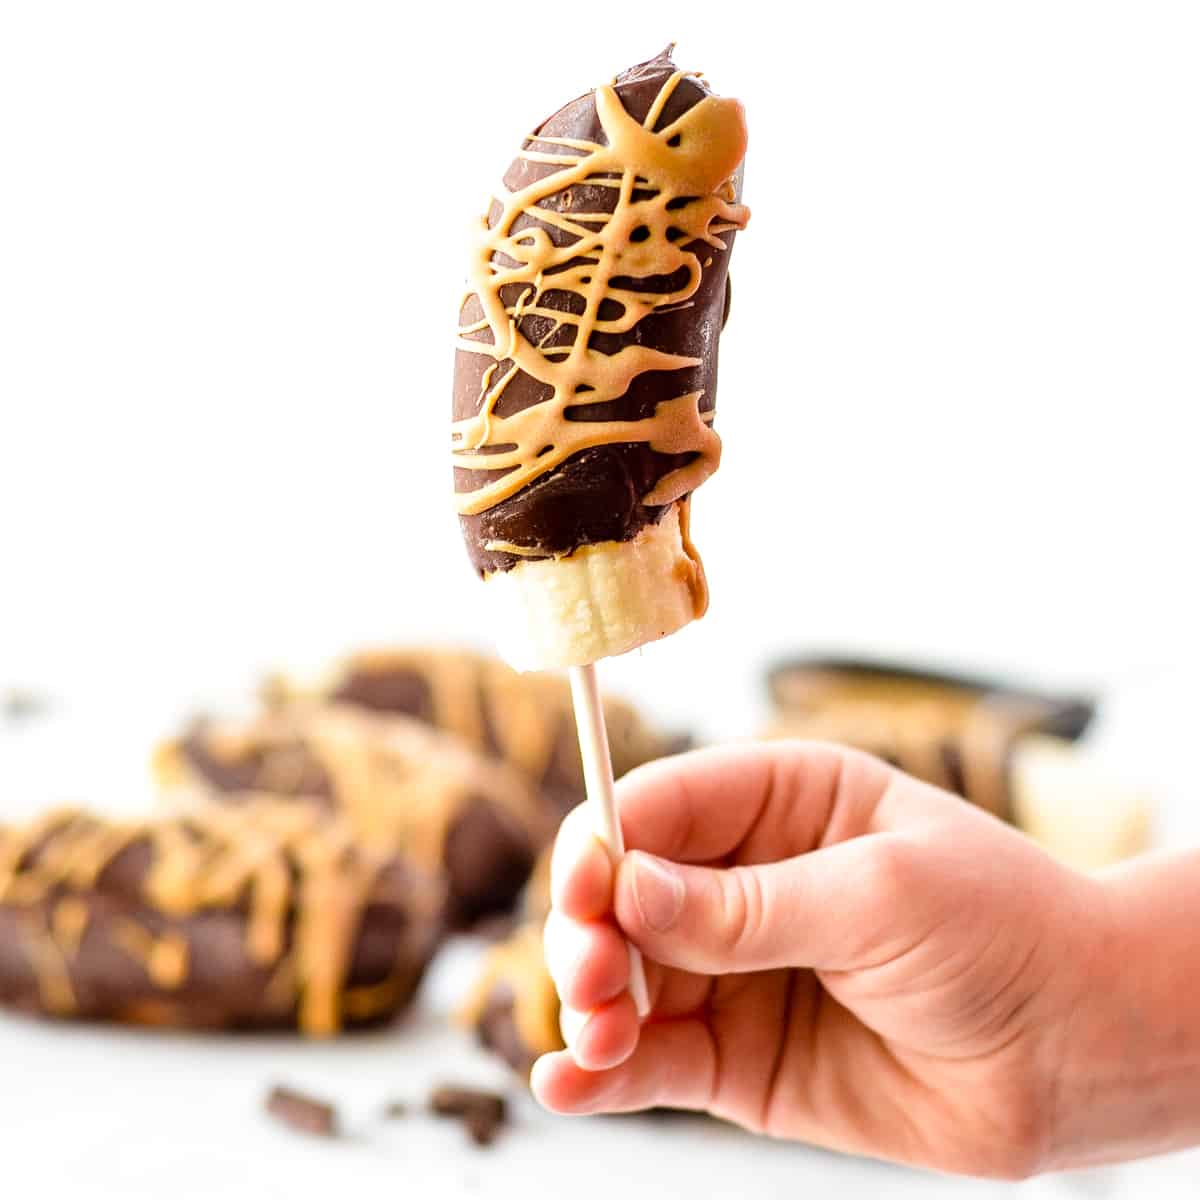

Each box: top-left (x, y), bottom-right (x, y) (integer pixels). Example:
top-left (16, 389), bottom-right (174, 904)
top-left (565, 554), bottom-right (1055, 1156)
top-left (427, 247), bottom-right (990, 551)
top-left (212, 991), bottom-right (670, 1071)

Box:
top-left (452, 47), bottom-right (749, 670)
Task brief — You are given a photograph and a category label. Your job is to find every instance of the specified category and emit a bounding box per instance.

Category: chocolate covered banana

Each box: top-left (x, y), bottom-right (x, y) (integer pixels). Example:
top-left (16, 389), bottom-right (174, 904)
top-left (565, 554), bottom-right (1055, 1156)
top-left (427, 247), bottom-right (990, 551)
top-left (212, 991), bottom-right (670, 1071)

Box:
top-left (452, 48), bottom-right (749, 668)
top-left (0, 801), bottom-right (444, 1035)
top-left (463, 923), bottom-right (561, 1078)
top-left (764, 658), bottom-right (1095, 820)
top-left (154, 704), bottom-right (544, 926)
top-left (263, 646), bottom-right (689, 815)
top-left (764, 659), bottom-right (1152, 869)
top-left (460, 849), bottom-right (560, 1077)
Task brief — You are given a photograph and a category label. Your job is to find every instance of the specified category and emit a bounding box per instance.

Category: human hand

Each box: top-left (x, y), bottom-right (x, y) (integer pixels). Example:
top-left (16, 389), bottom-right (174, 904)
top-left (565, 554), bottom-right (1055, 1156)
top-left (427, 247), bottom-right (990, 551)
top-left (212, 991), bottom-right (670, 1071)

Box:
top-left (533, 742), bottom-right (1111, 1179)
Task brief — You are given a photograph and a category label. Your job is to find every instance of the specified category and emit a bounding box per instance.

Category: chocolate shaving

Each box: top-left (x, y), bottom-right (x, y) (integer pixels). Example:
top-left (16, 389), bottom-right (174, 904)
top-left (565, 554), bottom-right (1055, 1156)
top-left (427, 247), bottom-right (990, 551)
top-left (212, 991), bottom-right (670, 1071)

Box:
top-left (265, 1085), bottom-right (339, 1138)
top-left (464, 1108), bottom-right (502, 1146)
top-left (429, 1083), bottom-right (508, 1146)
top-left (0, 801), bottom-right (443, 1035)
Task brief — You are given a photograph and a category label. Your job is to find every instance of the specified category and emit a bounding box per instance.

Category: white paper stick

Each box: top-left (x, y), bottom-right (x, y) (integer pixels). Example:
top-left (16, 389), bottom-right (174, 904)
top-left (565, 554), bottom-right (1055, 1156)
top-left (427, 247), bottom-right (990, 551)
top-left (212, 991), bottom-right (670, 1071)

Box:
top-left (568, 662), bottom-right (652, 1019)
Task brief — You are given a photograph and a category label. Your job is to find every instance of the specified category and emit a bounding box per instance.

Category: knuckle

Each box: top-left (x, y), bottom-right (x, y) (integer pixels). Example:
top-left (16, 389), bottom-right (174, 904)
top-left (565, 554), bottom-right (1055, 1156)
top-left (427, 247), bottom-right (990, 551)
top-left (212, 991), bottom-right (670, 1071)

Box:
top-left (995, 1076), bottom-right (1052, 1180)
top-left (551, 811), bottom-right (611, 914)
top-left (860, 835), bottom-right (923, 906)
top-left (553, 804), bottom-right (592, 866)
top-left (541, 909), bottom-right (564, 965)
top-left (542, 911), bottom-right (576, 984)
top-left (717, 866), bottom-right (770, 961)
top-left (549, 812), bottom-right (579, 886)
top-left (968, 1088), bottom-right (1048, 1180)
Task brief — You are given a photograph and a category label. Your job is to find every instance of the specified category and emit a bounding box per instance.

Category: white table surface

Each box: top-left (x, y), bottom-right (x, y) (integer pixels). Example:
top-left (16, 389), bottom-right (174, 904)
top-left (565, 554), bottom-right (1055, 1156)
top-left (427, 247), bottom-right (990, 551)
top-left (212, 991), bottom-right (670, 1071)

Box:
top-left (2, 688), bottom-right (1199, 1199)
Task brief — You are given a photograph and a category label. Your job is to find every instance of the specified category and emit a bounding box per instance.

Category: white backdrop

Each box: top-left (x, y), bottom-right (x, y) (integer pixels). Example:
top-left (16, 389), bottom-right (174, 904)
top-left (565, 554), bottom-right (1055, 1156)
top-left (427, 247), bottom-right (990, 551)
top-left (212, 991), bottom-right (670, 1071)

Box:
top-left (3, 0), bottom-right (1197, 727)
top-left (1, 3), bottom-right (1199, 1194)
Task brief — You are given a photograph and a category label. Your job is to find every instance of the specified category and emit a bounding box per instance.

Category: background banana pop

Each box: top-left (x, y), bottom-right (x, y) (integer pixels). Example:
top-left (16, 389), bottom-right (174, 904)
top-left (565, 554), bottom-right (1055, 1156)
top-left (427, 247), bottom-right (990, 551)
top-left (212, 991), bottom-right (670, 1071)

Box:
top-left (451, 48), bottom-right (749, 669)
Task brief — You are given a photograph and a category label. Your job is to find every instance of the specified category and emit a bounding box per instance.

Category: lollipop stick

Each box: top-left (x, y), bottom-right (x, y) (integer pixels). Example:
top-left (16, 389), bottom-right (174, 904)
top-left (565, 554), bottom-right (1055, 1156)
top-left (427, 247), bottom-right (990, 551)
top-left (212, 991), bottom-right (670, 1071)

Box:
top-left (568, 662), bottom-right (652, 1019)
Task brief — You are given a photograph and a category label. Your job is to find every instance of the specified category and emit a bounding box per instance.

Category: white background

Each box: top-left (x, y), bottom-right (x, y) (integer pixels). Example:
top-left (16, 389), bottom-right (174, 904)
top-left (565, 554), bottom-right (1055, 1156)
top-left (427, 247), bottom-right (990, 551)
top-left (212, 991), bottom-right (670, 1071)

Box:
top-left (1, 1), bottom-right (1199, 1195)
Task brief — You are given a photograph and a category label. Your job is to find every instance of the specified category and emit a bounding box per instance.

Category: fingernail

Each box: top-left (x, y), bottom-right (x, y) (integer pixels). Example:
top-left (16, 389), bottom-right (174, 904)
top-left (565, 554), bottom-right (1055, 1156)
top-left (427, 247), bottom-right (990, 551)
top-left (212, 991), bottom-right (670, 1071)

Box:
top-left (629, 853), bottom-right (685, 932)
top-left (559, 1004), bottom-right (588, 1052)
top-left (551, 827), bottom-right (607, 910)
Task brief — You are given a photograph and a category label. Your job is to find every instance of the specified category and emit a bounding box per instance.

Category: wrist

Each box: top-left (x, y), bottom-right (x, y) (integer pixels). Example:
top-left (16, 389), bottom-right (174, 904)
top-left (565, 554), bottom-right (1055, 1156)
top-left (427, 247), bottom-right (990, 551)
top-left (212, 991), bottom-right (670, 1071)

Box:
top-left (1047, 852), bottom-right (1200, 1170)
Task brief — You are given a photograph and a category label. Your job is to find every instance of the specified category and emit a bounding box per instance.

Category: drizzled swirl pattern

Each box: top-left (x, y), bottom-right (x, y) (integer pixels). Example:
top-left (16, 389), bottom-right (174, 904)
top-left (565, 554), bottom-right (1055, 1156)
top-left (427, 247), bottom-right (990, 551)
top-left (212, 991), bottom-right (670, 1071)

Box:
top-left (0, 802), bottom-right (442, 1035)
top-left (452, 67), bottom-right (749, 523)
top-left (265, 646), bottom-right (688, 812)
top-left (155, 704), bottom-right (545, 926)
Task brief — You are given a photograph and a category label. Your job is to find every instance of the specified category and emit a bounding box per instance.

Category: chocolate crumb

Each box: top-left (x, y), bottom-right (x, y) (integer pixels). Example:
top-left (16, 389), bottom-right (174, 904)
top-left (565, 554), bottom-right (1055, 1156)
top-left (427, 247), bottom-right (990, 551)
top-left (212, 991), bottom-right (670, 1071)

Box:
top-left (429, 1084), bottom-right (507, 1122)
top-left (429, 1084), bottom-right (508, 1146)
top-left (381, 1100), bottom-right (408, 1119)
top-left (266, 1085), bottom-right (339, 1138)
top-left (465, 1108), bottom-right (501, 1146)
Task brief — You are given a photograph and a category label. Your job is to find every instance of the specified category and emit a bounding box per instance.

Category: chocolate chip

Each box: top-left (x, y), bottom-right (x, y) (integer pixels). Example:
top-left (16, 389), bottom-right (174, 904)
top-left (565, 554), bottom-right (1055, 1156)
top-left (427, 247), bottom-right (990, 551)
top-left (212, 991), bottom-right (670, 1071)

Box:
top-left (465, 1108), bottom-right (502, 1146)
top-left (429, 1084), bottom-right (507, 1122)
top-left (265, 1085), bottom-right (339, 1138)
top-left (429, 1084), bottom-right (509, 1146)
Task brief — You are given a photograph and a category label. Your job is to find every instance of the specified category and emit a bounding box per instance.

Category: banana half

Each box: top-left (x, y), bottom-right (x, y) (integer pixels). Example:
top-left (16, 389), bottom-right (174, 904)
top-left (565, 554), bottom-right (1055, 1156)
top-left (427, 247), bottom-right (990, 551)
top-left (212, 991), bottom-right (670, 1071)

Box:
top-left (485, 504), bottom-right (706, 671)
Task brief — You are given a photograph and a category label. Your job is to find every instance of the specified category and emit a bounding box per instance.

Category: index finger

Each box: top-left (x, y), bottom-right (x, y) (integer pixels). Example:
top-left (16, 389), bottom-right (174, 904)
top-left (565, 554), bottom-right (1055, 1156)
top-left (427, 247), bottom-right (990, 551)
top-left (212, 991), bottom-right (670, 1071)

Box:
top-left (615, 741), bottom-right (894, 866)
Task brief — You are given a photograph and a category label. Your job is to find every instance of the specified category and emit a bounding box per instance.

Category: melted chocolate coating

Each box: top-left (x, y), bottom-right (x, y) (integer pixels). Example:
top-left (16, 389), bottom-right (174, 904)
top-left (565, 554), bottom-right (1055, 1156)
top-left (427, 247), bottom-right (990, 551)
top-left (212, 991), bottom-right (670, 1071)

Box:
top-left (767, 657), bottom-right (1096, 738)
top-left (318, 653), bottom-right (690, 817)
top-left (765, 657), bottom-right (1096, 820)
top-left (0, 811), bottom-right (444, 1032)
top-left (454, 49), bottom-right (743, 575)
top-left (474, 985), bottom-right (539, 1077)
top-left (171, 714), bottom-right (538, 928)
top-left (179, 726), bottom-right (336, 802)
top-left (331, 670), bottom-right (436, 725)
top-left (442, 797), bottom-right (536, 927)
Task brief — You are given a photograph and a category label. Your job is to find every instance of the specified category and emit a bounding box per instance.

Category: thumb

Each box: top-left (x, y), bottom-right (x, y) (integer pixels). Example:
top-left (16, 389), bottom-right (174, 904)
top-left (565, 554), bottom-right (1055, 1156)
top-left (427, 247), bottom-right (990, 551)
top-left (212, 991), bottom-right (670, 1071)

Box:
top-left (614, 837), bottom-right (922, 975)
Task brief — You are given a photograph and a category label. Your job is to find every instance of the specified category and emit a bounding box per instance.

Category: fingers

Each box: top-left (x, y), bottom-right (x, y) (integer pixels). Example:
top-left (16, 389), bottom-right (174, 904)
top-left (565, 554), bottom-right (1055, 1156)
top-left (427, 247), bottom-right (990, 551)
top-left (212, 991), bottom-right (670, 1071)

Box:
top-left (613, 742), bottom-right (894, 867)
top-left (544, 908), bottom-right (630, 1012)
top-left (532, 1018), bottom-right (716, 1115)
top-left (551, 803), bottom-right (614, 920)
top-left (548, 746), bottom-right (926, 988)
top-left (546, 812), bottom-right (637, 1065)
top-left (614, 835), bottom-right (931, 974)
top-left (556, 993), bottom-right (640, 1071)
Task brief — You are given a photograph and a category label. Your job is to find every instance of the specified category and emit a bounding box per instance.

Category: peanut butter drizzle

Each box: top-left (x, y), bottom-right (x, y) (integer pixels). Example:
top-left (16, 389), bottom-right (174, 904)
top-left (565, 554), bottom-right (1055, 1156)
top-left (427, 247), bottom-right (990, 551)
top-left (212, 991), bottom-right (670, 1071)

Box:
top-left (674, 497), bottom-right (708, 615)
top-left (482, 540), bottom-right (549, 558)
top-left (161, 703), bottom-right (544, 870)
top-left (452, 69), bottom-right (749, 521)
top-left (459, 922), bottom-right (563, 1060)
top-left (19, 910), bottom-right (76, 1013)
top-left (768, 672), bottom-right (1055, 818)
top-left (0, 803), bottom-right (414, 1035)
top-left (332, 648), bottom-right (663, 795)
top-left (112, 920), bottom-right (190, 990)
top-left (331, 649), bottom-right (573, 794)
top-left (302, 706), bottom-right (544, 865)
top-left (51, 896), bottom-right (90, 958)
top-left (460, 848), bottom-right (559, 1062)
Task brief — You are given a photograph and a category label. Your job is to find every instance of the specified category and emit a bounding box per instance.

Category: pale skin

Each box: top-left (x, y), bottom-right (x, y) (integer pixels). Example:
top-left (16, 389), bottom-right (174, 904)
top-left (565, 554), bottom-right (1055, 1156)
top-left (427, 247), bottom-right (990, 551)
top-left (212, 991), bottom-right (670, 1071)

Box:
top-left (533, 742), bottom-right (1200, 1179)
